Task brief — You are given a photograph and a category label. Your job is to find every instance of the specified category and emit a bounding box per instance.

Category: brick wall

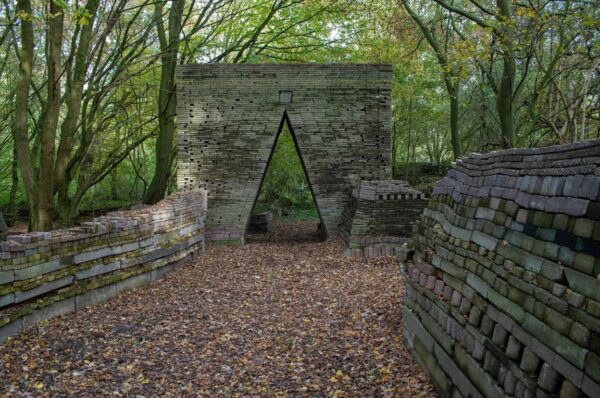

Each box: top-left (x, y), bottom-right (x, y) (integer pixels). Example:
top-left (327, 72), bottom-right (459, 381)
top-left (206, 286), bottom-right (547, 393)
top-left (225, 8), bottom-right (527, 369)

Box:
top-left (341, 180), bottom-right (428, 258)
top-left (176, 64), bottom-right (392, 242)
top-left (404, 139), bottom-right (600, 397)
top-left (0, 190), bottom-right (207, 343)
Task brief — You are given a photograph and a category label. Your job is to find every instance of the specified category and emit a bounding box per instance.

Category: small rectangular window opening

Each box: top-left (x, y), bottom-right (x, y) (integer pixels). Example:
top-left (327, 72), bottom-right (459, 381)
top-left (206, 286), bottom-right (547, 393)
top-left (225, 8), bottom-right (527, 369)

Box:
top-left (279, 90), bottom-right (293, 104)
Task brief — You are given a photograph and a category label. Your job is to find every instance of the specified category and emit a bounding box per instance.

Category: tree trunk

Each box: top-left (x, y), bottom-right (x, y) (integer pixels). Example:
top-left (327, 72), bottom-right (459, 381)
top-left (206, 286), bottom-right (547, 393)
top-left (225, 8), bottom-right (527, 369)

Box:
top-left (13, 0), bottom-right (37, 227)
top-left (34, 1), bottom-right (65, 231)
top-left (7, 145), bottom-right (19, 226)
top-left (448, 82), bottom-right (461, 158)
top-left (496, 64), bottom-right (515, 148)
top-left (0, 211), bottom-right (7, 241)
top-left (144, 0), bottom-right (185, 204)
top-left (54, 0), bottom-right (101, 221)
top-left (496, 0), bottom-right (516, 148)
top-left (400, 0), bottom-right (461, 159)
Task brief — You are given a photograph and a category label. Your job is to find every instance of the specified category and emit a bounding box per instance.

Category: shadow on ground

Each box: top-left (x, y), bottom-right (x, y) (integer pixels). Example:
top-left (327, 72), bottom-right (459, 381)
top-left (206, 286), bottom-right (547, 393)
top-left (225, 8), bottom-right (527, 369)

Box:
top-left (246, 219), bottom-right (325, 244)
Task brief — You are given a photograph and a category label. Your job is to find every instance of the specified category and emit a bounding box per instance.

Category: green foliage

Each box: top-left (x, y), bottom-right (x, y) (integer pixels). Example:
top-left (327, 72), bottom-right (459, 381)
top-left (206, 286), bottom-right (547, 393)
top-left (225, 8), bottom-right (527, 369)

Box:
top-left (255, 123), bottom-right (317, 218)
top-left (0, 0), bottom-right (599, 227)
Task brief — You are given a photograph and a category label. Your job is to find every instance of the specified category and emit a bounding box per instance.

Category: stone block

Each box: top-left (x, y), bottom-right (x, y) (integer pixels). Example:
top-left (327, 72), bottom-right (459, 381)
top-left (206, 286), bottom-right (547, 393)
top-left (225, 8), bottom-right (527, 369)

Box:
top-left (573, 218), bottom-right (595, 239)
top-left (506, 335), bottom-right (522, 359)
top-left (573, 253), bottom-right (595, 274)
top-left (480, 315), bottom-right (494, 336)
top-left (483, 350), bottom-right (501, 377)
top-left (566, 290), bottom-right (585, 307)
top-left (473, 339), bottom-right (486, 361)
top-left (14, 259), bottom-right (62, 280)
top-left (521, 348), bottom-right (541, 374)
top-left (581, 375), bottom-right (600, 398)
top-left (565, 268), bottom-right (600, 302)
top-left (22, 298), bottom-right (76, 329)
top-left (538, 363), bottom-right (561, 392)
top-left (443, 286), bottom-right (453, 301)
top-left (73, 247), bottom-right (112, 264)
top-left (458, 297), bottom-right (471, 315)
top-left (434, 280), bottom-right (445, 295)
top-left (559, 380), bottom-right (581, 398)
top-left (467, 307), bottom-right (481, 330)
top-left (14, 276), bottom-right (74, 303)
top-left (75, 284), bottom-right (118, 310)
top-left (0, 292), bottom-right (14, 307)
top-left (568, 322), bottom-right (590, 347)
top-left (75, 261), bottom-right (120, 280)
top-left (504, 370), bottom-right (517, 395)
top-left (492, 324), bottom-right (508, 347)
top-left (451, 290), bottom-right (462, 307)
top-left (426, 275), bottom-right (436, 290)
top-left (584, 352), bottom-right (600, 384)
top-left (0, 319), bottom-right (22, 344)
top-left (114, 272), bottom-right (152, 295)
top-left (0, 270), bottom-right (14, 285)
top-left (523, 313), bottom-right (587, 370)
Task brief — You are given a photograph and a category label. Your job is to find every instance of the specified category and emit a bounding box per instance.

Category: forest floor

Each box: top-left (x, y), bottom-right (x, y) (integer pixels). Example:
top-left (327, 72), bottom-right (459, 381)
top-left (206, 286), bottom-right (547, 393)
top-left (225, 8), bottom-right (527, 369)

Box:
top-left (0, 220), bottom-right (436, 398)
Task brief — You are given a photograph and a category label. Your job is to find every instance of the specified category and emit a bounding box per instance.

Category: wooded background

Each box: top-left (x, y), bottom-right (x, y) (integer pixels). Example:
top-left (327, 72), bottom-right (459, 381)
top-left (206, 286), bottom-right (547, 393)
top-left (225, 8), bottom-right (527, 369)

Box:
top-left (0, 0), bottom-right (598, 232)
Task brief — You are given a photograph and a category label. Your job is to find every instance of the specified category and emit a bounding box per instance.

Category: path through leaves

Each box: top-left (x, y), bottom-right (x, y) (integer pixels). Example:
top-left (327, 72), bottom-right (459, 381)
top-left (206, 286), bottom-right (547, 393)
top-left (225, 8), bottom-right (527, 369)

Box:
top-left (0, 221), bottom-right (435, 397)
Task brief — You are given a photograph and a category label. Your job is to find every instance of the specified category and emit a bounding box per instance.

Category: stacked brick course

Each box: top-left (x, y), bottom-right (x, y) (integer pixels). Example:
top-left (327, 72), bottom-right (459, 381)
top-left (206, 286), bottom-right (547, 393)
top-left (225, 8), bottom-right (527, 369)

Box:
top-left (342, 180), bottom-right (428, 258)
top-left (404, 139), bottom-right (600, 397)
top-left (0, 190), bottom-right (207, 343)
top-left (176, 64), bottom-right (392, 242)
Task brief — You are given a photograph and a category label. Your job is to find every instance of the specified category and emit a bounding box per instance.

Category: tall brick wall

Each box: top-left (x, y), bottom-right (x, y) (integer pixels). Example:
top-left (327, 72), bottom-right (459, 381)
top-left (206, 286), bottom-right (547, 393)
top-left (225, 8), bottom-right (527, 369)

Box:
top-left (404, 139), bottom-right (600, 397)
top-left (0, 190), bottom-right (207, 343)
top-left (176, 64), bottom-right (392, 242)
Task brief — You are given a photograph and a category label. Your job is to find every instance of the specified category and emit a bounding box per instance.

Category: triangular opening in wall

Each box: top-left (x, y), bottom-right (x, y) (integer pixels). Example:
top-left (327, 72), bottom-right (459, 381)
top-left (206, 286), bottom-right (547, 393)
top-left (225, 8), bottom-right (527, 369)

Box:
top-left (246, 113), bottom-right (325, 243)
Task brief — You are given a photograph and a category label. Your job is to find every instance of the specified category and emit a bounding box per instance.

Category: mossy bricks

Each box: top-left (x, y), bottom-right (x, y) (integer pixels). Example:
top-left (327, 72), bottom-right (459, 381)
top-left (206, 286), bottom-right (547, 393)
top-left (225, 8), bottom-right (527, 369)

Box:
top-left (176, 64), bottom-right (392, 242)
top-left (0, 190), bottom-right (207, 344)
top-left (404, 139), bottom-right (600, 398)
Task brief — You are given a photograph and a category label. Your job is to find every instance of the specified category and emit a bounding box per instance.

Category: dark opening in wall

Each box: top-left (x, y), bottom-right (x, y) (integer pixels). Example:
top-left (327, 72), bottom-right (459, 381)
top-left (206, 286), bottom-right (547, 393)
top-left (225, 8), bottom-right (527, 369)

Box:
top-left (246, 112), bottom-right (324, 243)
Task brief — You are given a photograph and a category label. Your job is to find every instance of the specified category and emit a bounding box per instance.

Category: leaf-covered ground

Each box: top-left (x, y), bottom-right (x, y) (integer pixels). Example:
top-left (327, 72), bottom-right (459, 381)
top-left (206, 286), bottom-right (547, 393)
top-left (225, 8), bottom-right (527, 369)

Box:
top-left (0, 221), bottom-right (436, 397)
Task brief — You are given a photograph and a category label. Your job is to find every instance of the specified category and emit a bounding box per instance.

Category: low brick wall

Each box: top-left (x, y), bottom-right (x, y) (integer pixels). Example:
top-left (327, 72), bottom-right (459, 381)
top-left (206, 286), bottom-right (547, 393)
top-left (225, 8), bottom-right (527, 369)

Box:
top-left (0, 190), bottom-right (207, 343)
top-left (404, 139), bottom-right (600, 397)
top-left (341, 180), bottom-right (428, 258)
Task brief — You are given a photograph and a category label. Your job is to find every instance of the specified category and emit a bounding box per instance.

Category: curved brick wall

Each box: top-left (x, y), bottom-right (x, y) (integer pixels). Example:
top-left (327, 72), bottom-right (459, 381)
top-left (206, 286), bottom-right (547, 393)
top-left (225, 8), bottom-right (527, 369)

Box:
top-left (404, 139), bottom-right (600, 397)
top-left (0, 190), bottom-right (206, 343)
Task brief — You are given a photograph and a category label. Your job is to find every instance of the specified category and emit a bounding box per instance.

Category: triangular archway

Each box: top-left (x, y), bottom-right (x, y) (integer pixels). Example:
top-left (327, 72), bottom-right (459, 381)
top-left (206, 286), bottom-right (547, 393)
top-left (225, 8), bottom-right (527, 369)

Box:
top-left (246, 112), bottom-right (325, 240)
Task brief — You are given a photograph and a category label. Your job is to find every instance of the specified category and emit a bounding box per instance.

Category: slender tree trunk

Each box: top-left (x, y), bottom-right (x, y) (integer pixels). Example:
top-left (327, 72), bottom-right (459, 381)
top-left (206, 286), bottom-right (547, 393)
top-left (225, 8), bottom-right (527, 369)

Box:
top-left (404, 96), bottom-right (413, 181)
top-left (54, 0), bottom-right (101, 226)
top-left (110, 170), bottom-right (119, 200)
top-left (0, 211), bottom-right (7, 241)
top-left (12, 0), bottom-right (38, 230)
top-left (36, 1), bottom-right (65, 231)
top-left (7, 145), bottom-right (19, 225)
top-left (400, 0), bottom-right (461, 159)
top-left (448, 81), bottom-right (461, 158)
top-left (496, 67), bottom-right (515, 148)
top-left (496, 0), bottom-right (516, 148)
top-left (145, 0), bottom-right (185, 204)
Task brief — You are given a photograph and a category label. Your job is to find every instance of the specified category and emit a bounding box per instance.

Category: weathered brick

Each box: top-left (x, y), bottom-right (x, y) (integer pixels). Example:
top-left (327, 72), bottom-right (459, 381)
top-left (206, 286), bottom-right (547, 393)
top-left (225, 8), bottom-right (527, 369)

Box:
top-left (521, 348), bottom-right (541, 374)
top-left (538, 363), bottom-right (561, 392)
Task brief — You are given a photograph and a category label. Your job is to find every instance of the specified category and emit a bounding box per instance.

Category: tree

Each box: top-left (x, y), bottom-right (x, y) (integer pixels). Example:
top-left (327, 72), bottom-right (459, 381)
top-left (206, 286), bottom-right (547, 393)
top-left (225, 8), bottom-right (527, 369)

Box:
top-left (12, 0), bottom-right (157, 229)
top-left (0, 210), bottom-right (7, 241)
top-left (400, 0), bottom-right (462, 159)
top-left (430, 0), bottom-right (516, 148)
top-left (145, 0), bottom-right (345, 203)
